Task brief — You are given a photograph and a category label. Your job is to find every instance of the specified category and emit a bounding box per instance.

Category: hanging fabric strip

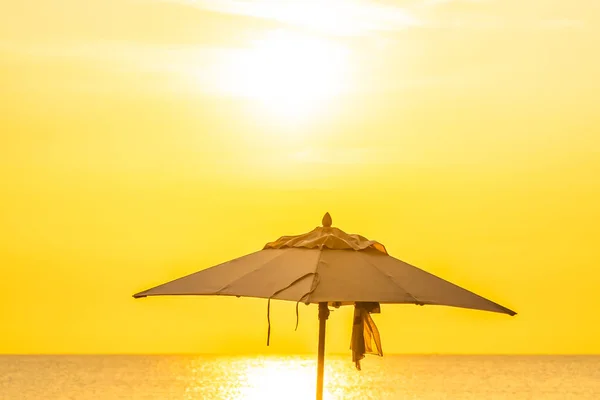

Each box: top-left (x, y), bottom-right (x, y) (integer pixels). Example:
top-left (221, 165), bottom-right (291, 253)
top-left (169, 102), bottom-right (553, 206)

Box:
top-left (265, 272), bottom-right (320, 346)
top-left (266, 298), bottom-right (272, 346)
top-left (350, 302), bottom-right (383, 370)
top-left (295, 273), bottom-right (321, 332)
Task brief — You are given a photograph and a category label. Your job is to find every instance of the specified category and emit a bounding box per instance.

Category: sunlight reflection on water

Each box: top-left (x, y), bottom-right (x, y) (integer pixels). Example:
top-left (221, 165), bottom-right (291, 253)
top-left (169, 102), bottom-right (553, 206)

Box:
top-left (182, 355), bottom-right (373, 400)
top-left (237, 358), bottom-right (320, 400)
top-left (183, 356), bottom-right (336, 400)
top-left (179, 354), bottom-right (600, 400)
top-left (2, 355), bottom-right (599, 400)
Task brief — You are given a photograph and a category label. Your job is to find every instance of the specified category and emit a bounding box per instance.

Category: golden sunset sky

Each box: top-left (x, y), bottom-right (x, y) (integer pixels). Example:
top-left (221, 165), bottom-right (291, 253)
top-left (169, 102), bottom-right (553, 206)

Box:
top-left (1, 0), bottom-right (599, 355)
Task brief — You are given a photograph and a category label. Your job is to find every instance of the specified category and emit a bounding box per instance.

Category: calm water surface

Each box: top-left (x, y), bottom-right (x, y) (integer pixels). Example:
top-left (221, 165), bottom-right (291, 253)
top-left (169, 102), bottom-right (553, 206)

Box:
top-left (1, 355), bottom-right (599, 400)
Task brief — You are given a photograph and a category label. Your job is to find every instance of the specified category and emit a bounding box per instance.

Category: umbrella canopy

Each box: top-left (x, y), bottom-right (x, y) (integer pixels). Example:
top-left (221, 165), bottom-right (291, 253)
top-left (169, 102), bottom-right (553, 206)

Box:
top-left (134, 213), bottom-right (515, 316)
top-left (133, 213), bottom-right (515, 400)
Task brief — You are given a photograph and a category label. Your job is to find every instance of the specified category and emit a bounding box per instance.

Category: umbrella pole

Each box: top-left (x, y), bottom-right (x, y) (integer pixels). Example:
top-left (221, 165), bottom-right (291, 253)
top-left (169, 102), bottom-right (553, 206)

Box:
top-left (316, 302), bottom-right (330, 400)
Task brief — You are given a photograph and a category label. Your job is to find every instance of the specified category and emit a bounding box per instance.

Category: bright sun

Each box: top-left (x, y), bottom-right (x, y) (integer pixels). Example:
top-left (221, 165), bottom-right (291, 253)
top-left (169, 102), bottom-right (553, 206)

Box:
top-left (217, 30), bottom-right (350, 122)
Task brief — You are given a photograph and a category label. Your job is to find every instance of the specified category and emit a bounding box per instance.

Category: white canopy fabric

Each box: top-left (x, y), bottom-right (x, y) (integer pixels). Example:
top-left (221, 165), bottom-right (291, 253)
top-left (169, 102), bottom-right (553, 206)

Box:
top-left (263, 214), bottom-right (387, 254)
top-left (133, 214), bottom-right (515, 316)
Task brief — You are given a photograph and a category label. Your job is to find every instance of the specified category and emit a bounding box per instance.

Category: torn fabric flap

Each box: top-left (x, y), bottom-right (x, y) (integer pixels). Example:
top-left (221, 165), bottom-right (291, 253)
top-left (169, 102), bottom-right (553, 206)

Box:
top-left (350, 302), bottom-right (383, 370)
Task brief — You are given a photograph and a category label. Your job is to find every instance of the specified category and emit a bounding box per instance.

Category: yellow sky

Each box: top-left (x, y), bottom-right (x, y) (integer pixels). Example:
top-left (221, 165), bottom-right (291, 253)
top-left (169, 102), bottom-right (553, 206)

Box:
top-left (1, 0), bottom-right (599, 355)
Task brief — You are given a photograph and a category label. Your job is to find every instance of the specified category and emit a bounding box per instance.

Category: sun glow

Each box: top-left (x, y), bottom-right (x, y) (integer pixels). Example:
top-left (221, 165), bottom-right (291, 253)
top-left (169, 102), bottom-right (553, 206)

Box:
top-left (217, 30), bottom-right (350, 122)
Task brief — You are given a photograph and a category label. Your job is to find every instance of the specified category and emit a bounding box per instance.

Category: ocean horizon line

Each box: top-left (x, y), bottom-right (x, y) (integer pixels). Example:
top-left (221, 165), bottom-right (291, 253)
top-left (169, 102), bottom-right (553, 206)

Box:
top-left (2, 352), bottom-right (599, 357)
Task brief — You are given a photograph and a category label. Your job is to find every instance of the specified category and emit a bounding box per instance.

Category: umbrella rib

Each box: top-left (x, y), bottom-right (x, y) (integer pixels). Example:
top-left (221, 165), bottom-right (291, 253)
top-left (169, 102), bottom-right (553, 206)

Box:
top-left (215, 250), bottom-right (290, 294)
top-left (358, 252), bottom-right (424, 305)
top-left (384, 256), bottom-right (517, 316)
top-left (304, 248), bottom-right (325, 304)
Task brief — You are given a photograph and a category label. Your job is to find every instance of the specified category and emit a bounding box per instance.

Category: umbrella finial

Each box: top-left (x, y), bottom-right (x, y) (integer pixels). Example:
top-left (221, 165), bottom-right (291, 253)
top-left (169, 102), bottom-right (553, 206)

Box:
top-left (322, 212), bottom-right (332, 227)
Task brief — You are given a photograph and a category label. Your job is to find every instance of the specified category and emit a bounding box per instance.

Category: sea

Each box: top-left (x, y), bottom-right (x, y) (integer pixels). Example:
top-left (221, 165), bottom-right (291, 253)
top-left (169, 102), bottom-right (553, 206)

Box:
top-left (1, 355), bottom-right (599, 400)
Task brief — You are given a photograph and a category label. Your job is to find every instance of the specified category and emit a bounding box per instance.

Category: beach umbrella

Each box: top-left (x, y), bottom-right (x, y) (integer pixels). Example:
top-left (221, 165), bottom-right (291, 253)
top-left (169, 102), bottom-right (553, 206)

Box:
top-left (133, 213), bottom-right (516, 400)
